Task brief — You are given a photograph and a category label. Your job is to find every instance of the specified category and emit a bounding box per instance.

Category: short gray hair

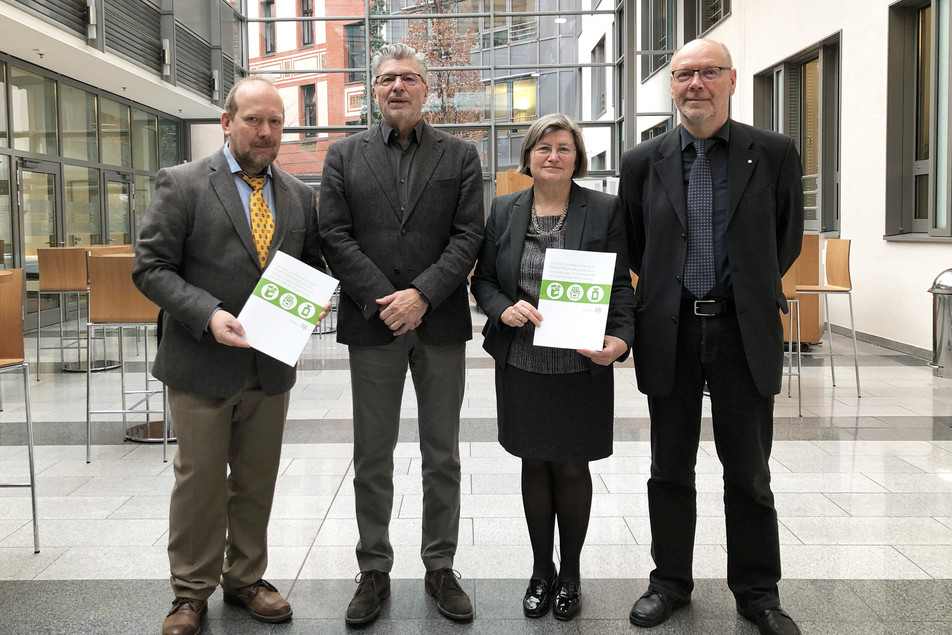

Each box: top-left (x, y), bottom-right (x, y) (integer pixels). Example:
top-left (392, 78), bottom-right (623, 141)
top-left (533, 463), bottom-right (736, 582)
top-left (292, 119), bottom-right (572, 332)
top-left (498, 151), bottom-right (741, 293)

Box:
top-left (371, 44), bottom-right (428, 85)
top-left (517, 113), bottom-right (588, 178)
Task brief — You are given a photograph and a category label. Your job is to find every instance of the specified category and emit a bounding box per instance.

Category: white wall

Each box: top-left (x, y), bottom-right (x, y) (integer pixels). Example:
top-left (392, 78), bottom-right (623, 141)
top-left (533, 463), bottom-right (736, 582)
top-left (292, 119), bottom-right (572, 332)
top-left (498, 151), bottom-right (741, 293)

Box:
top-left (636, 0), bottom-right (950, 354)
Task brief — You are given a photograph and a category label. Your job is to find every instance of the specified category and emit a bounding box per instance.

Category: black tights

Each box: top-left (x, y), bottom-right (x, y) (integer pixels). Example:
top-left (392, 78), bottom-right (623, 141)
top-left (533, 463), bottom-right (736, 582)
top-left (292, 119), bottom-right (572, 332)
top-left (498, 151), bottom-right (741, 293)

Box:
top-left (521, 458), bottom-right (592, 584)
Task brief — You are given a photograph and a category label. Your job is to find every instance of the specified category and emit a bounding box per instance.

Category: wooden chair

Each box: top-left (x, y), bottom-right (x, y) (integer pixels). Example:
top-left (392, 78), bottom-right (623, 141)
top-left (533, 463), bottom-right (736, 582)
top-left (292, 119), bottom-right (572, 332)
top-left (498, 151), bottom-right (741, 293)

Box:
top-left (85, 254), bottom-right (170, 463)
top-left (796, 238), bottom-right (860, 397)
top-left (781, 263), bottom-right (802, 417)
top-left (0, 269), bottom-right (40, 553)
top-left (35, 247), bottom-right (88, 379)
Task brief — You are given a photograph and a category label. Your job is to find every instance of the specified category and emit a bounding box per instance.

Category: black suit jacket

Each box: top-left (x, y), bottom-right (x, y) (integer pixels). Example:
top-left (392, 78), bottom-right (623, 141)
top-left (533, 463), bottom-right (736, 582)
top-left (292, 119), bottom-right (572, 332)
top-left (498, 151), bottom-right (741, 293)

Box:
top-left (319, 122), bottom-right (484, 346)
top-left (472, 183), bottom-right (635, 374)
top-left (619, 121), bottom-right (804, 396)
top-left (133, 149), bottom-right (321, 398)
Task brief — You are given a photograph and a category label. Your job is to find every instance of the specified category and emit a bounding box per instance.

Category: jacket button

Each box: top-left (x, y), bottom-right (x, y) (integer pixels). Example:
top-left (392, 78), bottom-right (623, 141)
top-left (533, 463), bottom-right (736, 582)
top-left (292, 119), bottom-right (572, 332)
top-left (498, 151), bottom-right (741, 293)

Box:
top-left (671, 316), bottom-right (678, 323)
top-left (680, 233), bottom-right (686, 240)
top-left (400, 228), bottom-right (407, 235)
top-left (676, 275), bottom-right (682, 283)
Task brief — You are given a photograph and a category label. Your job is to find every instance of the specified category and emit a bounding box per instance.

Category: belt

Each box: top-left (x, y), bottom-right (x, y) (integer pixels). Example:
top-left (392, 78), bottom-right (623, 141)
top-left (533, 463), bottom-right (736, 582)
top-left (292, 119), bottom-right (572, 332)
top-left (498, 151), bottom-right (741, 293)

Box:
top-left (683, 298), bottom-right (734, 317)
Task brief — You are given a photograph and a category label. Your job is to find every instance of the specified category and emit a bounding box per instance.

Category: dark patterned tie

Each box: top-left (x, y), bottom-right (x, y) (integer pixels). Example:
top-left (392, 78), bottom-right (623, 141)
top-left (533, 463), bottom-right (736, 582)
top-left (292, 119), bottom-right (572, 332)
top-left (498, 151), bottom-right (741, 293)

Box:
top-left (684, 138), bottom-right (715, 298)
top-left (238, 171), bottom-right (274, 268)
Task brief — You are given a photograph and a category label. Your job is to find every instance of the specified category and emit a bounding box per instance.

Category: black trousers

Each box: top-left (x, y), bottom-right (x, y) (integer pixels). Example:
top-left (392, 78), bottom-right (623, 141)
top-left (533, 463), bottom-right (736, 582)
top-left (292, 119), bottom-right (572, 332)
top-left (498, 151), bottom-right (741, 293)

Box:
top-left (645, 301), bottom-right (781, 614)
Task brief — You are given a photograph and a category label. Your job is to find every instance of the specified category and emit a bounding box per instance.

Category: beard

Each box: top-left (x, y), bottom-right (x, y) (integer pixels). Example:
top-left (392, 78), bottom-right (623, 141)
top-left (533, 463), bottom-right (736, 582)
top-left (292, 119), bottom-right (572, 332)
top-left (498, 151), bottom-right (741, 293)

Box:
top-left (233, 144), bottom-right (279, 175)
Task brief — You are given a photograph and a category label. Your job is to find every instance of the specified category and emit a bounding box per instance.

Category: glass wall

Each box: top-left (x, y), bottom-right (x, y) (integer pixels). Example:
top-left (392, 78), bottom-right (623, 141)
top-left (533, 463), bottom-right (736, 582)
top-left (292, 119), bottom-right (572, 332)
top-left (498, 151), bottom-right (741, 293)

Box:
top-left (244, 0), bottom-right (620, 182)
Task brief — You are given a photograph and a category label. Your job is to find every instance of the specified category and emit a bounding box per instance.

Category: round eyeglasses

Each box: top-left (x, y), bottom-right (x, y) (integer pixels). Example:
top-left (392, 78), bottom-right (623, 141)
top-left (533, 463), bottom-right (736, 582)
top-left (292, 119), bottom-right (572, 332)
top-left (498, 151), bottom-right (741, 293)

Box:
top-left (670, 66), bottom-right (731, 84)
top-left (374, 73), bottom-right (424, 87)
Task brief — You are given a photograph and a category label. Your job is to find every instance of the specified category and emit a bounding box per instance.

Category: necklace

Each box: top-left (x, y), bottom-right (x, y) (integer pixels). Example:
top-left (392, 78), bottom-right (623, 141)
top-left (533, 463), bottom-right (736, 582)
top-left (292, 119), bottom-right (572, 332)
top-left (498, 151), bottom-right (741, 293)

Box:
top-left (530, 199), bottom-right (570, 235)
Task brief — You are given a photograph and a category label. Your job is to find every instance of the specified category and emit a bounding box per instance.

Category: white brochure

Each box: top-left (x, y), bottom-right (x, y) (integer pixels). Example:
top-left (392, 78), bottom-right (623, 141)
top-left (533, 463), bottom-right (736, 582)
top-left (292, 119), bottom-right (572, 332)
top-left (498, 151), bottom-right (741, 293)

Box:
top-left (533, 248), bottom-right (616, 351)
top-left (236, 251), bottom-right (338, 366)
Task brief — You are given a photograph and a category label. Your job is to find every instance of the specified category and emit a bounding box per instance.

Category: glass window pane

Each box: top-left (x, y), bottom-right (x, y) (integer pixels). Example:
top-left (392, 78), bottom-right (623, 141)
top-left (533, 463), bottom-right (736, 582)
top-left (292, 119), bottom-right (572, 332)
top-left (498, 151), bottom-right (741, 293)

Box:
top-left (11, 67), bottom-right (58, 155)
top-left (0, 63), bottom-right (7, 148)
top-left (916, 5), bottom-right (932, 162)
top-left (512, 78), bottom-right (536, 122)
top-left (0, 156), bottom-right (11, 267)
top-left (159, 118), bottom-right (182, 168)
top-left (424, 70), bottom-right (486, 125)
top-left (133, 109), bottom-right (158, 172)
top-left (134, 174), bottom-right (155, 243)
top-left (63, 165), bottom-right (101, 247)
top-left (61, 84), bottom-right (99, 162)
top-left (101, 98), bottom-right (132, 168)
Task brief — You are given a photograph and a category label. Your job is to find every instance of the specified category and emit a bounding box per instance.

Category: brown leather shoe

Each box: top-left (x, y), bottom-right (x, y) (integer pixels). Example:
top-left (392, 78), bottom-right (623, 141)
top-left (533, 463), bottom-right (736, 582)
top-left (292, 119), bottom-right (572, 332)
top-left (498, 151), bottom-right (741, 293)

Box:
top-left (162, 597), bottom-right (206, 635)
top-left (223, 579), bottom-right (293, 623)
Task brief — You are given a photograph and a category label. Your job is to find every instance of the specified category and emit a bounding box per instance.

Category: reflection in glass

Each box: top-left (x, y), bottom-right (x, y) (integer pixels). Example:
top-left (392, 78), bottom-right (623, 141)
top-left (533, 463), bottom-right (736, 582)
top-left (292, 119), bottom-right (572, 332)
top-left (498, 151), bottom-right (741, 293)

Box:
top-left (133, 109), bottom-right (158, 172)
top-left (916, 5), bottom-right (931, 162)
top-left (0, 63), bottom-right (7, 148)
top-left (101, 99), bottom-right (132, 168)
top-left (63, 165), bottom-right (101, 247)
top-left (0, 156), bottom-right (11, 267)
top-left (159, 118), bottom-right (181, 168)
top-left (106, 179), bottom-right (132, 245)
top-left (800, 58), bottom-right (819, 222)
top-left (512, 78), bottom-right (536, 122)
top-left (61, 85), bottom-right (99, 162)
top-left (134, 175), bottom-right (154, 242)
top-left (21, 169), bottom-right (56, 263)
top-left (915, 174), bottom-right (930, 221)
top-left (11, 67), bottom-right (58, 155)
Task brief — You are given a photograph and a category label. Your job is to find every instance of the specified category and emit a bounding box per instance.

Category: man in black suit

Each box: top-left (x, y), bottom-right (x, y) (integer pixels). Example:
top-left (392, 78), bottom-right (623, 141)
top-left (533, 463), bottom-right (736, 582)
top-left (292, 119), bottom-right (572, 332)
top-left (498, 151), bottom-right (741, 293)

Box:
top-left (319, 43), bottom-right (484, 625)
top-left (619, 39), bottom-right (804, 635)
top-left (134, 77), bottom-right (322, 635)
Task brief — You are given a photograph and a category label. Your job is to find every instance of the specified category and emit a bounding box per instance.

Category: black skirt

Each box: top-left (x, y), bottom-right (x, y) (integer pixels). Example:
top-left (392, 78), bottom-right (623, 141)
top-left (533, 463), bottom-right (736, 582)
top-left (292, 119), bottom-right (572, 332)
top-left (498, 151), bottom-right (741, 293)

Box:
top-left (495, 364), bottom-right (614, 462)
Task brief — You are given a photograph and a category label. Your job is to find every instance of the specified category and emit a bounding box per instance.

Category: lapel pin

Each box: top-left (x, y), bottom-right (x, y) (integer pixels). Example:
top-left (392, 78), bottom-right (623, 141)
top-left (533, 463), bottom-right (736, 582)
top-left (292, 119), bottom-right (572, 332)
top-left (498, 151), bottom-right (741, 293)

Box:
top-left (747, 159), bottom-right (752, 164)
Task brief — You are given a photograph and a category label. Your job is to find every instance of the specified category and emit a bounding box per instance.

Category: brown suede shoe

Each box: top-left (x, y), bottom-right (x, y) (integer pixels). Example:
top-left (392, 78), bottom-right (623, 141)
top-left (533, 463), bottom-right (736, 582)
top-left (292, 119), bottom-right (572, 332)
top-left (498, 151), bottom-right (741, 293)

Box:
top-left (424, 568), bottom-right (473, 621)
top-left (162, 597), bottom-right (206, 635)
top-left (223, 579), bottom-right (293, 623)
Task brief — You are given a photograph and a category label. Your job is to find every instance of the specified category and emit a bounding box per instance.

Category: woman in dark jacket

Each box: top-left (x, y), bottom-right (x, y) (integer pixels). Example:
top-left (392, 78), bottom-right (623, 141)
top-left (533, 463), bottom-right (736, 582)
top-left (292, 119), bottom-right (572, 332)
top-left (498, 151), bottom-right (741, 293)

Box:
top-left (471, 113), bottom-right (635, 621)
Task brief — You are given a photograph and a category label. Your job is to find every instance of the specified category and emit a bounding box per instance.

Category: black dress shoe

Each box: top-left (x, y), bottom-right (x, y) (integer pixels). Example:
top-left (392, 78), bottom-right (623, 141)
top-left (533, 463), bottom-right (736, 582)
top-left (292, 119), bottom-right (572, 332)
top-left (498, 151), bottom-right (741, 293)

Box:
top-left (629, 589), bottom-right (690, 627)
top-left (552, 580), bottom-right (581, 621)
top-left (522, 569), bottom-right (558, 618)
top-left (742, 607), bottom-right (801, 635)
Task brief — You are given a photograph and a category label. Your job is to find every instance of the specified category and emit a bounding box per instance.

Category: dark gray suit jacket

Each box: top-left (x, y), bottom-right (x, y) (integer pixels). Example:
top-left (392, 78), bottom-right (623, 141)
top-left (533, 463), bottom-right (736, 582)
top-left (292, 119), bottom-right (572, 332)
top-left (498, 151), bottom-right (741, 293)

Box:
top-left (319, 122), bottom-right (484, 346)
top-left (619, 120), bottom-right (804, 397)
top-left (471, 183), bottom-right (635, 374)
top-left (133, 148), bottom-right (321, 398)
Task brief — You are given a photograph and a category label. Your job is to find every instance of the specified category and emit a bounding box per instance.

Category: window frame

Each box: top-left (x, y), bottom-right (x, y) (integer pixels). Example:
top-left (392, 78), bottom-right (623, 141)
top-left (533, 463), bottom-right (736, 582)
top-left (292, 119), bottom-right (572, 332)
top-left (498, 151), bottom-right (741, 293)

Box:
top-left (641, 0), bottom-right (674, 81)
top-left (262, 1), bottom-right (275, 55)
top-left (886, 0), bottom-right (952, 238)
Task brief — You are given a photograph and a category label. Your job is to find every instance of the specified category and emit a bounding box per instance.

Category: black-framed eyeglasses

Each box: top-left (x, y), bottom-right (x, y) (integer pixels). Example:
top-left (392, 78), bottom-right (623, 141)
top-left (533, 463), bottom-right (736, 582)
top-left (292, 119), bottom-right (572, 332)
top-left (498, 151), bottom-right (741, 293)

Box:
top-left (374, 73), bottom-right (425, 87)
top-left (670, 66), bottom-right (731, 84)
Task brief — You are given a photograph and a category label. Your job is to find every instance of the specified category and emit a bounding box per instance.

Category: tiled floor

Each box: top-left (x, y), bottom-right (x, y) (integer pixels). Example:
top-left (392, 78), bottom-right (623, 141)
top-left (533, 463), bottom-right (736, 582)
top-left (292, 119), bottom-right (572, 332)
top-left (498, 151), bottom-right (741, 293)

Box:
top-left (2, 308), bottom-right (952, 633)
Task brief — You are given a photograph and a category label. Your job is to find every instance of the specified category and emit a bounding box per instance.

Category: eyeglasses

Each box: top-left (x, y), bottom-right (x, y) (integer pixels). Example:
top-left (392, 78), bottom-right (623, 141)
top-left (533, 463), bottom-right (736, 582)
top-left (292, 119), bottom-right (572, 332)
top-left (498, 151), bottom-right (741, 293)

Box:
top-left (533, 144), bottom-right (576, 157)
top-left (374, 73), bottom-right (424, 87)
top-left (670, 66), bottom-right (731, 84)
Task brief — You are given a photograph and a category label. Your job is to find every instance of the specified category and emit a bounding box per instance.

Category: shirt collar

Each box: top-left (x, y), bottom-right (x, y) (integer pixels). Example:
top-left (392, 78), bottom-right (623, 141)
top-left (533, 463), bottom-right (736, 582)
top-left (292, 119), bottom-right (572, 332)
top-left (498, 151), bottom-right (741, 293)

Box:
top-left (380, 119), bottom-right (425, 147)
top-left (679, 120), bottom-right (731, 151)
top-left (223, 142), bottom-right (273, 179)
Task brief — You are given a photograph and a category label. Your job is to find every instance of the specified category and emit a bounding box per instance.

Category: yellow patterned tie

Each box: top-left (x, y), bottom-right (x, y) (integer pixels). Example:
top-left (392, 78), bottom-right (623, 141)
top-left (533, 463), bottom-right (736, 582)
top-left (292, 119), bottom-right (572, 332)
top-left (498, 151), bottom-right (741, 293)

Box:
top-left (238, 171), bottom-right (274, 268)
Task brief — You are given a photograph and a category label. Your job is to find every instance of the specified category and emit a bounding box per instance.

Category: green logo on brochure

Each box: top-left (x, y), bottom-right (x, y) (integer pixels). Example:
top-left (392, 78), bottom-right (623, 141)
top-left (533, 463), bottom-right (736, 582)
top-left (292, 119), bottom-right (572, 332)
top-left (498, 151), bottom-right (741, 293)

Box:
top-left (540, 280), bottom-right (611, 304)
top-left (253, 280), bottom-right (321, 325)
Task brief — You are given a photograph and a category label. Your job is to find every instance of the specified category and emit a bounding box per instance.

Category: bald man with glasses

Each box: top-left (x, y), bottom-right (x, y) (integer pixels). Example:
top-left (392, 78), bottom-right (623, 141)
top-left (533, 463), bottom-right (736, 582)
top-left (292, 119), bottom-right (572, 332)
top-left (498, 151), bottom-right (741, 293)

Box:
top-left (619, 39), bottom-right (804, 635)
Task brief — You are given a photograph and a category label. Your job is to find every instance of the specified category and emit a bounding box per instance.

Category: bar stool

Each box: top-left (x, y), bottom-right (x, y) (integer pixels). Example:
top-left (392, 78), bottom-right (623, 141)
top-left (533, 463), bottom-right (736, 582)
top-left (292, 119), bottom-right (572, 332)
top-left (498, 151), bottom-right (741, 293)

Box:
top-left (781, 265), bottom-right (802, 417)
top-left (35, 247), bottom-right (87, 379)
top-left (85, 254), bottom-right (171, 463)
top-left (796, 238), bottom-right (861, 397)
top-left (0, 269), bottom-right (40, 553)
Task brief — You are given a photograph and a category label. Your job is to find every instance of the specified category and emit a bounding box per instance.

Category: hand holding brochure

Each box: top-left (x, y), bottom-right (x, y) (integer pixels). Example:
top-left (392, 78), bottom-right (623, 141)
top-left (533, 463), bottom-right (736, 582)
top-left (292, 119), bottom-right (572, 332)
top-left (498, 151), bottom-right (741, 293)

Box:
top-left (532, 248), bottom-right (616, 351)
top-left (236, 251), bottom-right (339, 366)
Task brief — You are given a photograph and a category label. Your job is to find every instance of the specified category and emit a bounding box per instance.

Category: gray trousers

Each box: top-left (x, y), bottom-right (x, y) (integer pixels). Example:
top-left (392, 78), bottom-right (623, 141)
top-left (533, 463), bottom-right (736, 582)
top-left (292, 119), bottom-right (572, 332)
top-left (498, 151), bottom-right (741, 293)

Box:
top-left (349, 333), bottom-right (465, 573)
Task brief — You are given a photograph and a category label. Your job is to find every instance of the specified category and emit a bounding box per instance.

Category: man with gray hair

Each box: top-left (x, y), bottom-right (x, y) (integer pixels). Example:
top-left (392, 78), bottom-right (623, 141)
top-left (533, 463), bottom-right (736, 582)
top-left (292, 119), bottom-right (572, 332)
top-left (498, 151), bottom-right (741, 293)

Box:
top-left (319, 43), bottom-right (484, 624)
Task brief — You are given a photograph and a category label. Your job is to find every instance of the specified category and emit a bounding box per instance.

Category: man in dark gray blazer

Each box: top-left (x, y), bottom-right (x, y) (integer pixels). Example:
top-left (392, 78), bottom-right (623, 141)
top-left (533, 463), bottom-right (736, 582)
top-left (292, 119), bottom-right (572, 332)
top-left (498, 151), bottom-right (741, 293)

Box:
top-left (134, 78), bottom-right (321, 635)
top-left (620, 40), bottom-right (803, 635)
top-left (319, 44), bottom-right (484, 625)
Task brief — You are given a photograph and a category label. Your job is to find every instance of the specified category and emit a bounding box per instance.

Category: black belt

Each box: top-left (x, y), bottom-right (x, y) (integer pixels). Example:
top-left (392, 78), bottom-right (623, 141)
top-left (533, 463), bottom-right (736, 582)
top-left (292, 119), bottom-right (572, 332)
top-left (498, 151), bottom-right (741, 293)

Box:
top-left (683, 298), bottom-right (734, 317)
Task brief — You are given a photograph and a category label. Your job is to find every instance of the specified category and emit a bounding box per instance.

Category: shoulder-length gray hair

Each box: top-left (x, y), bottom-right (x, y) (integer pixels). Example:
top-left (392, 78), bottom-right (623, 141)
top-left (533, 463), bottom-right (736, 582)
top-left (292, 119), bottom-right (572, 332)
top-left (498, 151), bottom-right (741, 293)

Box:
top-left (371, 44), bottom-right (429, 85)
top-left (517, 113), bottom-right (588, 178)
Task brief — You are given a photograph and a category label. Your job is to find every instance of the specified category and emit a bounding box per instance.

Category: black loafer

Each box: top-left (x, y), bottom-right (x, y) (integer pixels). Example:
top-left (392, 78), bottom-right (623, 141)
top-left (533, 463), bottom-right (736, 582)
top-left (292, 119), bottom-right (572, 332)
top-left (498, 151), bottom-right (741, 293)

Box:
top-left (629, 589), bottom-right (690, 627)
top-left (741, 607), bottom-right (801, 635)
top-left (552, 580), bottom-right (581, 621)
top-left (522, 569), bottom-right (558, 618)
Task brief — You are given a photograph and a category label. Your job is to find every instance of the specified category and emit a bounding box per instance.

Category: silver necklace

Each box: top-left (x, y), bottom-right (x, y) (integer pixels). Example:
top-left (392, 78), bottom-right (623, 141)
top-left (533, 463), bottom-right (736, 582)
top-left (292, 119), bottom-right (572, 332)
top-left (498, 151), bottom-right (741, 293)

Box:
top-left (530, 199), bottom-right (570, 235)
